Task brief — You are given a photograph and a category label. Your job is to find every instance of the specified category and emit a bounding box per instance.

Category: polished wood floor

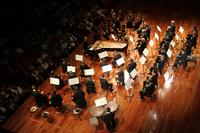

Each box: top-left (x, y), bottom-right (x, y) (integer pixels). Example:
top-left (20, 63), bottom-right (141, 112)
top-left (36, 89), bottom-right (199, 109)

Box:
top-left (2, 7), bottom-right (200, 133)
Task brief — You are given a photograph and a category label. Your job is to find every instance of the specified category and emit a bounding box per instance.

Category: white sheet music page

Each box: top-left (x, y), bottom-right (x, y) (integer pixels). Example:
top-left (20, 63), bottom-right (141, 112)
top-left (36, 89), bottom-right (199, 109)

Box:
top-left (179, 26), bottom-right (184, 34)
top-left (84, 69), bottom-right (95, 76)
top-left (157, 25), bottom-right (162, 32)
top-left (50, 77), bottom-right (60, 85)
top-left (68, 77), bottom-right (79, 85)
top-left (75, 54), bottom-right (83, 61)
top-left (170, 40), bottom-right (175, 48)
top-left (98, 51), bottom-right (108, 59)
top-left (116, 57), bottom-right (125, 66)
top-left (67, 66), bottom-right (76, 72)
top-left (95, 97), bottom-right (107, 107)
top-left (143, 48), bottom-right (149, 57)
top-left (155, 32), bottom-right (159, 41)
top-left (149, 40), bottom-right (154, 47)
top-left (102, 64), bottom-right (112, 72)
top-left (130, 69), bottom-right (138, 78)
top-left (167, 49), bottom-right (173, 58)
top-left (139, 56), bottom-right (147, 65)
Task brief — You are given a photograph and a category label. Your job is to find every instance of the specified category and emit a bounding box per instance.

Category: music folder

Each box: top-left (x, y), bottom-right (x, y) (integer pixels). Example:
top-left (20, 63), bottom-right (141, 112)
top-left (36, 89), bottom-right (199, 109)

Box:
top-left (95, 97), bottom-right (107, 107)
top-left (75, 54), bottom-right (83, 61)
top-left (84, 69), bottom-right (95, 76)
top-left (98, 51), bottom-right (108, 59)
top-left (67, 66), bottom-right (76, 73)
top-left (130, 69), bottom-right (138, 79)
top-left (116, 57), bottom-right (125, 66)
top-left (50, 77), bottom-right (60, 85)
top-left (102, 64), bottom-right (112, 73)
top-left (139, 56), bottom-right (147, 65)
top-left (68, 77), bottom-right (79, 85)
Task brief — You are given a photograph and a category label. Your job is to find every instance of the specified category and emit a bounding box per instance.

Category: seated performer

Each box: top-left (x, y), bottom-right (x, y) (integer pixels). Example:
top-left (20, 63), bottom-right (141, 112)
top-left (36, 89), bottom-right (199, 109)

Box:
top-left (139, 76), bottom-right (156, 100)
top-left (32, 89), bottom-right (49, 109)
top-left (116, 68), bottom-right (125, 85)
top-left (80, 62), bottom-right (90, 77)
top-left (100, 107), bottom-right (116, 133)
top-left (126, 59), bottom-right (137, 73)
top-left (50, 91), bottom-right (63, 113)
top-left (72, 89), bottom-right (87, 109)
top-left (85, 77), bottom-right (96, 95)
top-left (83, 37), bottom-right (90, 56)
top-left (100, 74), bottom-right (113, 92)
top-left (112, 51), bottom-right (122, 67)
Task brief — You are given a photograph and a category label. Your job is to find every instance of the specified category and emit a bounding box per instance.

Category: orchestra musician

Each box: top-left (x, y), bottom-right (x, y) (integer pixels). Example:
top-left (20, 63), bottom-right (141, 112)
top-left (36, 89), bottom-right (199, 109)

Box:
top-left (126, 59), bottom-right (137, 73)
top-left (32, 88), bottom-right (49, 109)
top-left (49, 91), bottom-right (63, 113)
top-left (85, 77), bottom-right (96, 95)
top-left (100, 107), bottom-right (116, 133)
top-left (72, 89), bottom-right (87, 109)
top-left (100, 74), bottom-right (113, 93)
top-left (116, 68), bottom-right (125, 86)
top-left (112, 51), bottom-right (122, 68)
top-left (80, 62), bottom-right (90, 77)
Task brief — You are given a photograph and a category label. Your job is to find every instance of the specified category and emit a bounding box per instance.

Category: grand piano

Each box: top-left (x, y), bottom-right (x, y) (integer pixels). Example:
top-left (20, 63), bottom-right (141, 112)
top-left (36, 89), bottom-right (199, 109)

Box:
top-left (88, 40), bottom-right (128, 59)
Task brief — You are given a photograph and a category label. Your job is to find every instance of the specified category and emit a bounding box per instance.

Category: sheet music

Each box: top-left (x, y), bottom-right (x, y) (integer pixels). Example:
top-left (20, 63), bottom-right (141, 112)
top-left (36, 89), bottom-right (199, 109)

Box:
top-left (157, 25), bottom-right (162, 32)
top-left (84, 69), bottom-right (95, 76)
top-left (75, 54), bottom-right (83, 61)
top-left (125, 78), bottom-right (133, 90)
top-left (149, 40), bottom-right (154, 47)
top-left (179, 26), bottom-right (184, 34)
top-left (175, 34), bottom-right (179, 40)
top-left (95, 97), bottom-right (107, 107)
top-left (102, 64), bottom-right (112, 73)
top-left (68, 77), bottom-right (79, 85)
top-left (170, 40), bottom-right (175, 48)
top-left (130, 69), bottom-right (138, 78)
top-left (155, 32), bottom-right (159, 41)
top-left (167, 49), bottom-right (173, 58)
top-left (139, 56), bottom-right (147, 65)
top-left (50, 77), bottom-right (60, 85)
top-left (116, 57), bottom-right (125, 66)
top-left (98, 51), bottom-right (108, 59)
top-left (143, 48), bottom-right (149, 57)
top-left (67, 66), bottom-right (76, 72)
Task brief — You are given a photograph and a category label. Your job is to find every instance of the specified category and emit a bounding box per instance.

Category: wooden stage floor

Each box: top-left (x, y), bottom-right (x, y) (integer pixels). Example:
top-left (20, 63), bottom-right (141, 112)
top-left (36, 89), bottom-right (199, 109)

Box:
top-left (2, 8), bottom-right (200, 133)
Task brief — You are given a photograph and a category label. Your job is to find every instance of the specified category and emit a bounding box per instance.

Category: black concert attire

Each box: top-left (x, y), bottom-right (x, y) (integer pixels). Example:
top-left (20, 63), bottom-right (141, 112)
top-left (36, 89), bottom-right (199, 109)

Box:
top-left (116, 70), bottom-right (125, 85)
top-left (80, 63), bottom-right (90, 77)
top-left (50, 92), bottom-right (63, 112)
top-left (139, 78), bottom-right (156, 99)
top-left (72, 90), bottom-right (87, 109)
top-left (126, 61), bottom-right (137, 73)
top-left (83, 40), bottom-right (90, 56)
top-left (100, 76), bottom-right (113, 92)
top-left (32, 91), bottom-right (49, 109)
top-left (85, 79), bottom-right (96, 94)
top-left (112, 52), bottom-right (122, 67)
top-left (101, 110), bottom-right (116, 132)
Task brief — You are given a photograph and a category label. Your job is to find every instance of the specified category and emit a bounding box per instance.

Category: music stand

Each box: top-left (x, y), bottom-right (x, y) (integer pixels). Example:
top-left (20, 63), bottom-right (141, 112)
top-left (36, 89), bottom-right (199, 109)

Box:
top-left (67, 66), bottom-right (76, 73)
top-left (156, 25), bottom-right (162, 33)
top-left (75, 54), bottom-right (83, 62)
top-left (149, 39), bottom-right (155, 56)
top-left (125, 78), bottom-right (134, 101)
top-left (95, 97), bottom-right (108, 107)
top-left (130, 69), bottom-right (138, 79)
top-left (98, 51), bottom-right (108, 59)
top-left (102, 64), bottom-right (112, 73)
top-left (68, 77), bottom-right (79, 86)
top-left (84, 69), bottom-right (95, 76)
top-left (139, 56), bottom-right (147, 75)
top-left (116, 57), bottom-right (125, 67)
top-left (50, 77), bottom-right (60, 85)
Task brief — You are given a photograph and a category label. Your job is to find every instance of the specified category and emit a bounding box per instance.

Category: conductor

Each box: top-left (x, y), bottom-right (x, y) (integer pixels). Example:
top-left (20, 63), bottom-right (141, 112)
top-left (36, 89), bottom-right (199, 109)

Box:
top-left (101, 107), bottom-right (116, 133)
